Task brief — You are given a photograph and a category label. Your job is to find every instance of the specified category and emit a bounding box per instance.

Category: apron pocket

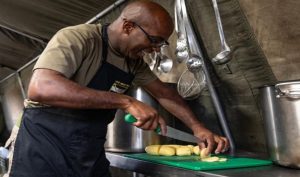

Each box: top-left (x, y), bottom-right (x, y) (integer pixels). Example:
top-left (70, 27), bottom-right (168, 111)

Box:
top-left (69, 133), bottom-right (106, 160)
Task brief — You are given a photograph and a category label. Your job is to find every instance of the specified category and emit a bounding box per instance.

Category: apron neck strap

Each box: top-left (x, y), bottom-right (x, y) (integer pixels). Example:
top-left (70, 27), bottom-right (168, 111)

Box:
top-left (101, 23), bottom-right (110, 62)
top-left (101, 23), bottom-right (135, 74)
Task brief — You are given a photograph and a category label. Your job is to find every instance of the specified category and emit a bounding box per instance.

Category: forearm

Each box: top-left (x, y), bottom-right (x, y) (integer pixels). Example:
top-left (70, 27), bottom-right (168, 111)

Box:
top-left (143, 80), bottom-right (206, 132)
top-left (28, 69), bottom-right (132, 109)
top-left (156, 89), bottom-right (205, 132)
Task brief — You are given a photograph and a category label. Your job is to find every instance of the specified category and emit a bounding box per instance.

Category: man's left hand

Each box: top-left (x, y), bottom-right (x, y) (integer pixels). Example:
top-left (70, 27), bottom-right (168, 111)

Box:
top-left (193, 125), bottom-right (229, 156)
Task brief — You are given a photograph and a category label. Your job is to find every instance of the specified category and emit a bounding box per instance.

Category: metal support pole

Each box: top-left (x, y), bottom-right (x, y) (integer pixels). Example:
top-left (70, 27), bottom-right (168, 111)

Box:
top-left (0, 55), bottom-right (40, 84)
top-left (85, 0), bottom-right (127, 24)
top-left (0, 24), bottom-right (47, 45)
top-left (16, 72), bottom-right (26, 99)
top-left (200, 54), bottom-right (236, 155)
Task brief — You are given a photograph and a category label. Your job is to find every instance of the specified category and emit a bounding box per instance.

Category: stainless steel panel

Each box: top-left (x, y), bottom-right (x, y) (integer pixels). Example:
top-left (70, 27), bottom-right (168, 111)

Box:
top-left (0, 77), bottom-right (24, 133)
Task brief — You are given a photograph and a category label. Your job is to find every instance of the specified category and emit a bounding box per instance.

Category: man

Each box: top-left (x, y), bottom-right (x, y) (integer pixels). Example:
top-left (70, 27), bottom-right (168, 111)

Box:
top-left (9, 0), bottom-right (229, 177)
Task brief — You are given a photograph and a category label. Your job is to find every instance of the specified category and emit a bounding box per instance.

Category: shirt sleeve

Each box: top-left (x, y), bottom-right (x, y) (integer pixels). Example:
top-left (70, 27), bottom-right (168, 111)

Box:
top-left (34, 28), bottom-right (87, 78)
top-left (132, 61), bottom-right (158, 87)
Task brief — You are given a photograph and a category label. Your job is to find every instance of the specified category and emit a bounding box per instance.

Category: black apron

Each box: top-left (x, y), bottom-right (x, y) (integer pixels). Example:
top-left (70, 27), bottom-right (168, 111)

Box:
top-left (9, 24), bottom-right (135, 177)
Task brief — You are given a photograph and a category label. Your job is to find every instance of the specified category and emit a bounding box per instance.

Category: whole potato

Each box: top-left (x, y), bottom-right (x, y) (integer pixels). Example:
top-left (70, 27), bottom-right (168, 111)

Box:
top-left (193, 146), bottom-right (200, 155)
top-left (159, 145), bottom-right (176, 156)
top-left (145, 145), bottom-right (161, 155)
top-left (176, 146), bottom-right (192, 156)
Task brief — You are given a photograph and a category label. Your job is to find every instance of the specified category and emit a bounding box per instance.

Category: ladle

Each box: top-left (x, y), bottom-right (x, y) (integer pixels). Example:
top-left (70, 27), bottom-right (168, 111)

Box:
top-left (158, 57), bottom-right (173, 73)
top-left (146, 51), bottom-right (173, 73)
top-left (145, 51), bottom-right (157, 71)
top-left (175, 0), bottom-right (189, 63)
top-left (186, 56), bottom-right (202, 73)
top-left (158, 46), bottom-right (173, 73)
top-left (186, 56), bottom-right (206, 92)
top-left (211, 0), bottom-right (231, 65)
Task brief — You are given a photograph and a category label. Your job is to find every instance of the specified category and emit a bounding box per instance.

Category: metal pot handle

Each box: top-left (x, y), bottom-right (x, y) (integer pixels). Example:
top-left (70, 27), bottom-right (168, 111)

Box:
top-left (275, 81), bottom-right (300, 98)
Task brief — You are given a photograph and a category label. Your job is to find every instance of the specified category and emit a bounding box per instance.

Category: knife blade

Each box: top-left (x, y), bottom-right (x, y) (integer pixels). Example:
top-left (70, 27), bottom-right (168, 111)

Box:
top-left (124, 114), bottom-right (204, 144)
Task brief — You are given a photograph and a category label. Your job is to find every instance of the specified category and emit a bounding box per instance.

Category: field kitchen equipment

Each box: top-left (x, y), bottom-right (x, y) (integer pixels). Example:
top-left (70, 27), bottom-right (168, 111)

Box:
top-left (260, 80), bottom-right (300, 168)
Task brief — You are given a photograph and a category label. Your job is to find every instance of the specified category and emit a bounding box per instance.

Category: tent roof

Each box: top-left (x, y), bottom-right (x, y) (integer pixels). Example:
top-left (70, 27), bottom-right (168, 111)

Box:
top-left (0, 0), bottom-right (120, 81)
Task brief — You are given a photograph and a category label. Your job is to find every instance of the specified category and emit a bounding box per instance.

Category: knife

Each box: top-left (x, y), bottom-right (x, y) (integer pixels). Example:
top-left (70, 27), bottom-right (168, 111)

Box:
top-left (124, 114), bottom-right (204, 144)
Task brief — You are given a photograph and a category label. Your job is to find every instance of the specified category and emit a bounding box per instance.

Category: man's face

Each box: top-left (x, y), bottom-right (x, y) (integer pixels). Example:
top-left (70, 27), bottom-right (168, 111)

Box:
top-left (124, 21), bottom-right (172, 60)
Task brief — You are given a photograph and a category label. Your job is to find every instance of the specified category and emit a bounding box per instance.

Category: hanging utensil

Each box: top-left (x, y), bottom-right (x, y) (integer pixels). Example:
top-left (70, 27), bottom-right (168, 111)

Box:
top-left (179, 56), bottom-right (206, 100)
top-left (211, 0), bottom-right (231, 65)
top-left (177, 68), bottom-right (206, 100)
top-left (175, 0), bottom-right (189, 63)
top-left (146, 51), bottom-right (173, 74)
top-left (145, 51), bottom-right (159, 71)
top-left (158, 57), bottom-right (173, 73)
top-left (157, 46), bottom-right (173, 73)
top-left (186, 56), bottom-right (203, 73)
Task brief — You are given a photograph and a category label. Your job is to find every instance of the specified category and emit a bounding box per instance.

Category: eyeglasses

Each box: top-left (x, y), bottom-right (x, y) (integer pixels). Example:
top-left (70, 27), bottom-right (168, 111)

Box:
top-left (133, 22), bottom-right (169, 48)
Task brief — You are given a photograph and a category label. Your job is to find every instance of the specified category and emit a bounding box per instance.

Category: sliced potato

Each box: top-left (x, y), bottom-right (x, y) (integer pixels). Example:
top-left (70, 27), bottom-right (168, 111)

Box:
top-left (176, 146), bottom-right (192, 156)
top-left (145, 144), bottom-right (220, 158)
top-left (200, 148), bottom-right (210, 159)
top-left (201, 156), bottom-right (220, 162)
top-left (145, 145), bottom-right (161, 155)
top-left (187, 145), bottom-right (195, 152)
top-left (165, 144), bottom-right (182, 149)
top-left (159, 145), bottom-right (176, 156)
top-left (193, 146), bottom-right (200, 155)
top-left (218, 158), bottom-right (228, 162)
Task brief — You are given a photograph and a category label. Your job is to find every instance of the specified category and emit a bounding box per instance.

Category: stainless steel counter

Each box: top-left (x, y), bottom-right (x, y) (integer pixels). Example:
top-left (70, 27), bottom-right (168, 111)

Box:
top-left (106, 152), bottom-right (300, 177)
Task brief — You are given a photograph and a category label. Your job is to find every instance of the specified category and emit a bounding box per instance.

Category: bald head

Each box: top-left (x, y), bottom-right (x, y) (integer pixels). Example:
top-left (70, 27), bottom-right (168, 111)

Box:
top-left (108, 0), bottom-right (174, 59)
top-left (120, 0), bottom-right (174, 36)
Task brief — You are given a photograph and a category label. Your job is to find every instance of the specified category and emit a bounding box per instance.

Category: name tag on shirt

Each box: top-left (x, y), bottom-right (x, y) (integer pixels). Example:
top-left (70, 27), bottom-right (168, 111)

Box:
top-left (110, 81), bottom-right (130, 94)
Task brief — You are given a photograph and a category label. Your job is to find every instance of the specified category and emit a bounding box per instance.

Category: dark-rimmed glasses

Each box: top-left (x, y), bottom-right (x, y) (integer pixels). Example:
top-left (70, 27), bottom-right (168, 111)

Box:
top-left (133, 22), bottom-right (169, 48)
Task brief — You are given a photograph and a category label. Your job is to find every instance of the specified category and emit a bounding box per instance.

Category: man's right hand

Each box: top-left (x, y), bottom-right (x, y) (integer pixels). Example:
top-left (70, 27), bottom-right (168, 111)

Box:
top-left (123, 98), bottom-right (167, 135)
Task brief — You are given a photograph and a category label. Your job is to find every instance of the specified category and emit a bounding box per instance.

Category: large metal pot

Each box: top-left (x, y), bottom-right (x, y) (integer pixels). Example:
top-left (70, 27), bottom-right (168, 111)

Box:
top-left (260, 80), bottom-right (300, 168)
top-left (105, 87), bottom-right (173, 152)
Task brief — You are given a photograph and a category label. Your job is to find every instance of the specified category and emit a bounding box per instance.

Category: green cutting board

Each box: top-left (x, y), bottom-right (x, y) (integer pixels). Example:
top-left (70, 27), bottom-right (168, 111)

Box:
top-left (124, 153), bottom-right (272, 171)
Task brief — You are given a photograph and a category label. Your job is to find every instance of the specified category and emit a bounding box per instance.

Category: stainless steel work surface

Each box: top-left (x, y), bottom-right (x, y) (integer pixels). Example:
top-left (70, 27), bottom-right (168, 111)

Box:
top-left (106, 152), bottom-right (300, 177)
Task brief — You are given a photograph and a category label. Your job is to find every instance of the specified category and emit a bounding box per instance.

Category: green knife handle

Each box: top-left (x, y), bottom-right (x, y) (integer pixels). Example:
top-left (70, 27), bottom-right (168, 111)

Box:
top-left (124, 114), bottom-right (161, 133)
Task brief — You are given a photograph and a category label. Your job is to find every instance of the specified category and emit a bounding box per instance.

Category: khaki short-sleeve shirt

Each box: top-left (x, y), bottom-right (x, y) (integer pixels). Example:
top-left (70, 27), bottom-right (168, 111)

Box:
top-left (34, 24), bottom-right (157, 87)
